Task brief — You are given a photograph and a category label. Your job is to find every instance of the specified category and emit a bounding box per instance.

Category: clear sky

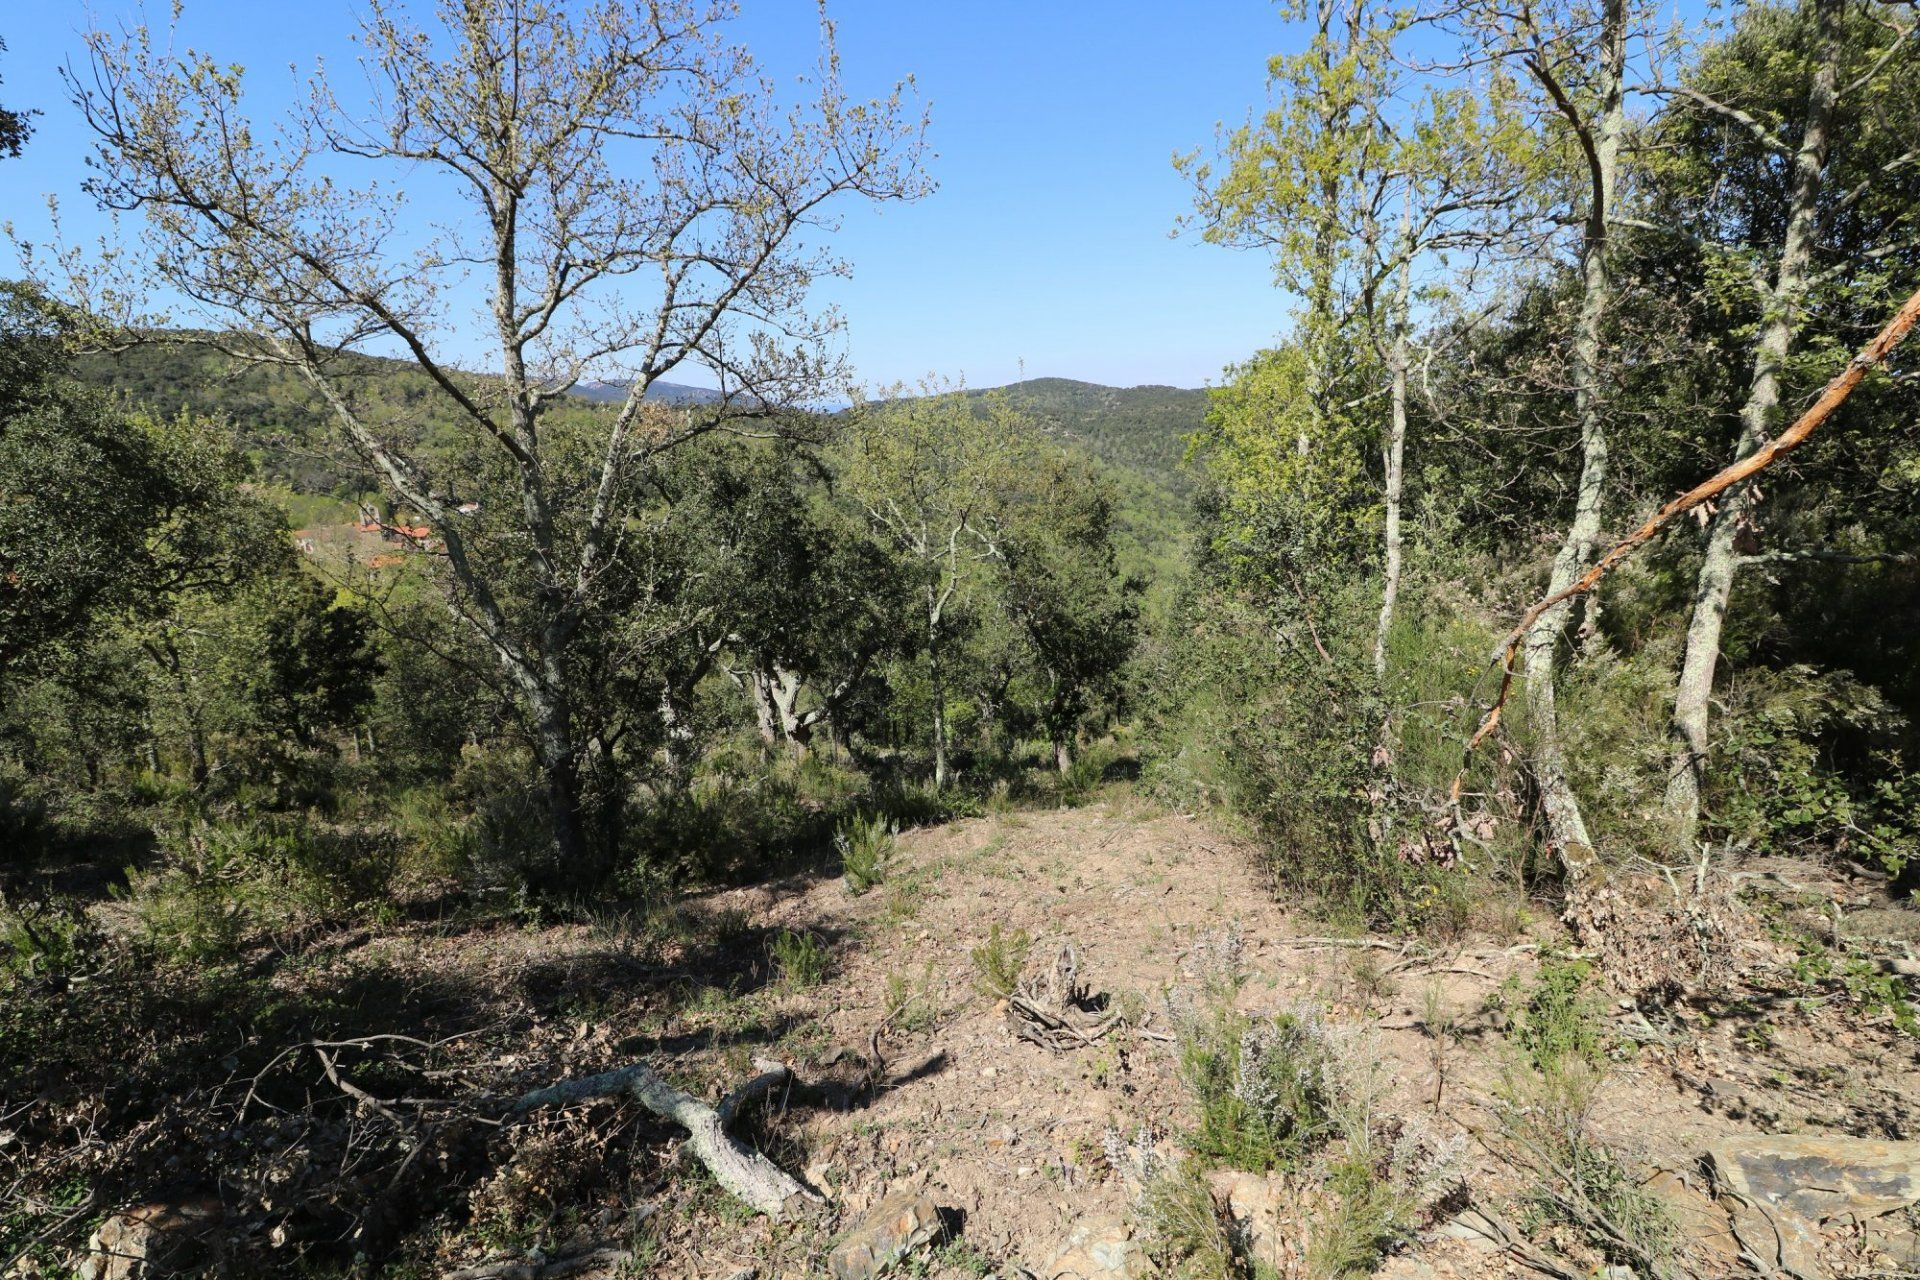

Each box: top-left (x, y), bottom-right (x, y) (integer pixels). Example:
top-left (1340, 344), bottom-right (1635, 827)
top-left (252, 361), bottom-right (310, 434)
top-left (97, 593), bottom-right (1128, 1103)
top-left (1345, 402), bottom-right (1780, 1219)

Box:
top-left (1, 2), bottom-right (1306, 392)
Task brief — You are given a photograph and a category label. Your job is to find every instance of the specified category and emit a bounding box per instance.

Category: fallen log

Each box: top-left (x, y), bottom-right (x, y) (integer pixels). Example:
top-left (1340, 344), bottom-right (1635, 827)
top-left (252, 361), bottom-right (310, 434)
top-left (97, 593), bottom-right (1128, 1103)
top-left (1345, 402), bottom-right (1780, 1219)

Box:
top-left (510, 1056), bottom-right (819, 1219)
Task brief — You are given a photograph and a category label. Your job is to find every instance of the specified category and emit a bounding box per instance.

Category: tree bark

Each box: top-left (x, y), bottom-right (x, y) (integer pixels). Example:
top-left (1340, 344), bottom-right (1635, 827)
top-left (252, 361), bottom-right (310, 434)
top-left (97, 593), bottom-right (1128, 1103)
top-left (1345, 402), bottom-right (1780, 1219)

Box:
top-left (927, 582), bottom-right (949, 790)
top-left (1665, 0), bottom-right (1842, 844)
top-left (510, 1057), bottom-right (818, 1219)
top-left (1373, 191), bottom-right (1415, 683)
top-left (529, 687), bottom-right (589, 872)
top-left (1519, 0), bottom-right (1625, 882)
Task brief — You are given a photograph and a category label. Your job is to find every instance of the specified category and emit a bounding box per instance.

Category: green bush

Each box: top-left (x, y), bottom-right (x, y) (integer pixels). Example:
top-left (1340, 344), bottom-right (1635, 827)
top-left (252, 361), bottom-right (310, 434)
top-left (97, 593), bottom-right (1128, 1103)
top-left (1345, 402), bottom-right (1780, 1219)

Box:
top-left (1177, 1000), bottom-right (1336, 1172)
top-left (768, 928), bottom-right (829, 989)
top-left (1504, 953), bottom-right (1606, 1077)
top-left (969, 923), bottom-right (1032, 999)
top-left (836, 812), bottom-right (897, 895)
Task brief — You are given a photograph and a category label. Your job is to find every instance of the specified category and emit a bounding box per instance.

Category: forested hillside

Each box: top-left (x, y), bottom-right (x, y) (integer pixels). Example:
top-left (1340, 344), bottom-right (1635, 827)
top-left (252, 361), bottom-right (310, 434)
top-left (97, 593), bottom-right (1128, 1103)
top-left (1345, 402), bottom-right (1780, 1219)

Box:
top-left (974, 377), bottom-right (1207, 493)
top-left (5, 3), bottom-right (1920, 1280)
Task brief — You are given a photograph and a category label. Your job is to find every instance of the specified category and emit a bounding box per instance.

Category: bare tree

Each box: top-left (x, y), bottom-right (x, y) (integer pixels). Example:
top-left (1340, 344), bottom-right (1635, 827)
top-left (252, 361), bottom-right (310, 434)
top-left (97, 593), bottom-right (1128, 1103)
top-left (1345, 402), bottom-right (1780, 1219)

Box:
top-left (48, 0), bottom-right (928, 871)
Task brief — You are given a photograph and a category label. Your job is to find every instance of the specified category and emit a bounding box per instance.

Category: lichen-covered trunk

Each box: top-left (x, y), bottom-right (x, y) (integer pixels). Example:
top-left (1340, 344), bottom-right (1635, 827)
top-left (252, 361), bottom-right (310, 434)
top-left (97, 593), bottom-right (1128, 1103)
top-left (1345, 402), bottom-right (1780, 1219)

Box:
top-left (1373, 208), bottom-right (1413, 684)
top-left (1522, 0), bottom-right (1625, 882)
top-left (1666, 0), bottom-right (1841, 846)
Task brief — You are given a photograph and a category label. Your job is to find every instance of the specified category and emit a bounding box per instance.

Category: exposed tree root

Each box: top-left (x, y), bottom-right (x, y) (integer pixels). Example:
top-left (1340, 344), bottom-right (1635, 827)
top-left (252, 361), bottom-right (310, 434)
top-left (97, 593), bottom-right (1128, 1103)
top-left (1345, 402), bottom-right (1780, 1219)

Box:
top-left (510, 1057), bottom-right (819, 1219)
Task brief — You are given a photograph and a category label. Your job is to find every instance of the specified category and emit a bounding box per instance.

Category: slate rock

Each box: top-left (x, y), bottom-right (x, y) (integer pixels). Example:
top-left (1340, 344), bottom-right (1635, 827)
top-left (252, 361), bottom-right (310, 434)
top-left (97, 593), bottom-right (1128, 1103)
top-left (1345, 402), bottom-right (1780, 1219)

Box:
top-left (828, 1189), bottom-right (943, 1280)
top-left (1706, 1135), bottom-right (1920, 1223)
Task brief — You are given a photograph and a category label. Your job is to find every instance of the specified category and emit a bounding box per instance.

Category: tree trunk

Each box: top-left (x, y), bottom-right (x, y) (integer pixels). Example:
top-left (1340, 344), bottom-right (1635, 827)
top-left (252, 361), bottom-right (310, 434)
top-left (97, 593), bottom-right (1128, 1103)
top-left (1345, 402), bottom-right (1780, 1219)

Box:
top-left (1665, 0), bottom-right (1842, 845)
top-left (1055, 737), bottom-right (1073, 776)
top-left (511, 1057), bottom-right (818, 1219)
top-left (1373, 193), bottom-right (1414, 683)
top-left (530, 686), bottom-right (589, 873)
top-left (927, 585), bottom-right (949, 790)
top-left (660, 681), bottom-right (697, 790)
top-left (1520, 0), bottom-right (1625, 882)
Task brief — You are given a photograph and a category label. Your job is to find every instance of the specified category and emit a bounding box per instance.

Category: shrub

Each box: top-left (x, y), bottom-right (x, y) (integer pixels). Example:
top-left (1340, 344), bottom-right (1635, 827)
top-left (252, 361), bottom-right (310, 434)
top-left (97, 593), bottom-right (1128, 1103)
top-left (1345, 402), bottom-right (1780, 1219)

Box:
top-left (1175, 1000), bottom-right (1336, 1172)
top-left (836, 812), bottom-right (897, 895)
top-left (1497, 1064), bottom-right (1673, 1277)
top-left (1504, 953), bottom-right (1606, 1076)
top-left (768, 928), bottom-right (829, 989)
top-left (969, 923), bottom-right (1032, 999)
top-left (1137, 1160), bottom-right (1242, 1280)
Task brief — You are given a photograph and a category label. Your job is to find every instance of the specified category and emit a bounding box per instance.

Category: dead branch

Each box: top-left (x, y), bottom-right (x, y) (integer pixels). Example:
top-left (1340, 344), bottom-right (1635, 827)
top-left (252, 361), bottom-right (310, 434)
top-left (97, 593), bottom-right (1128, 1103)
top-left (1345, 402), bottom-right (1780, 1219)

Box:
top-left (1004, 943), bottom-right (1126, 1050)
top-left (1452, 280), bottom-right (1920, 803)
top-left (510, 1059), bottom-right (820, 1219)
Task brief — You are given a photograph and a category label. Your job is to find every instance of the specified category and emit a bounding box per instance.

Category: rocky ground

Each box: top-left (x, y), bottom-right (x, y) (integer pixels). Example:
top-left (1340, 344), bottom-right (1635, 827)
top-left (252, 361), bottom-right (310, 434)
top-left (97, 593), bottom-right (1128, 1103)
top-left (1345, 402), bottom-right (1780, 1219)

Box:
top-left (44, 792), bottom-right (1920, 1280)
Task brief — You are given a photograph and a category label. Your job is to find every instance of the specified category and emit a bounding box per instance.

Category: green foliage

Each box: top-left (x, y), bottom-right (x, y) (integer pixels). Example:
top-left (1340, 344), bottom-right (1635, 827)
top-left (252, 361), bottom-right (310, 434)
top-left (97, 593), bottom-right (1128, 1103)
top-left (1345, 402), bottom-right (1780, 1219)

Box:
top-left (883, 960), bottom-right (941, 1032)
top-left (1714, 664), bottom-right (1920, 877)
top-left (1504, 954), bottom-right (1607, 1077)
top-left (1176, 1000), bottom-right (1336, 1172)
top-left (836, 812), bottom-right (897, 895)
top-left (1789, 938), bottom-right (1920, 1036)
top-left (1138, 1160), bottom-right (1245, 1280)
top-left (969, 923), bottom-right (1032, 1000)
top-left (768, 929), bottom-right (829, 990)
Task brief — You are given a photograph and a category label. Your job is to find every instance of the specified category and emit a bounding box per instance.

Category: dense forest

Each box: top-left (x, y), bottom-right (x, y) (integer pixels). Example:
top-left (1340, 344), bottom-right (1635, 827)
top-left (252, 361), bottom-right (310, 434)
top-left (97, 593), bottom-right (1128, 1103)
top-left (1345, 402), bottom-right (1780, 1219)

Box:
top-left (3, 2), bottom-right (1920, 1279)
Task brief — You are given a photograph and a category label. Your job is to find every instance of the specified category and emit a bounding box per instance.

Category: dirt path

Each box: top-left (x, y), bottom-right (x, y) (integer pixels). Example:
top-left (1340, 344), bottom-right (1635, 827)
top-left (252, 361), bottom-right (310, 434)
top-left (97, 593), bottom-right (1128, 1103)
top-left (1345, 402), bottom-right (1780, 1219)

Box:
top-left (665, 796), bottom-right (1915, 1280)
top-left (327, 794), bottom-right (1919, 1278)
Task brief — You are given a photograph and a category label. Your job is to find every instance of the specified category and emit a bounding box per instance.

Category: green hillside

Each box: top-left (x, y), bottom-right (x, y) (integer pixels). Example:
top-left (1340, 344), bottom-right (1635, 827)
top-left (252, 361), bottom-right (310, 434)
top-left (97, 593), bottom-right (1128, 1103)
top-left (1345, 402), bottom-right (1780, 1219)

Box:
top-left (969, 377), bottom-right (1208, 495)
top-left (73, 345), bottom-right (1197, 614)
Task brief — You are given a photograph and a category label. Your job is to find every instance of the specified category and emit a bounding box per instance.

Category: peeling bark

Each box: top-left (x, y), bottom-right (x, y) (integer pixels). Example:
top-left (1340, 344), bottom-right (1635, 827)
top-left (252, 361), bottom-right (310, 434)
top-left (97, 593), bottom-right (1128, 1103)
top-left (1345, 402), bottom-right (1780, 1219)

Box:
top-left (1518, 0), bottom-right (1626, 881)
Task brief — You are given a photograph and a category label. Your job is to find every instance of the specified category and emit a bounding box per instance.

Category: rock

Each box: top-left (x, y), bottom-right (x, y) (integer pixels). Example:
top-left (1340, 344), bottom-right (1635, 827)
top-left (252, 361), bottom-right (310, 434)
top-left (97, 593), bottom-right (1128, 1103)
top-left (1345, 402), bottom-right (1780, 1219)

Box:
top-left (1702, 1135), bottom-right (1920, 1280)
top-left (828, 1189), bottom-right (943, 1280)
top-left (1043, 1215), bottom-right (1149, 1280)
top-left (1706, 1135), bottom-right (1920, 1223)
top-left (1721, 1195), bottom-right (1824, 1280)
top-left (1641, 1169), bottom-right (1742, 1272)
top-left (75, 1200), bottom-right (223, 1280)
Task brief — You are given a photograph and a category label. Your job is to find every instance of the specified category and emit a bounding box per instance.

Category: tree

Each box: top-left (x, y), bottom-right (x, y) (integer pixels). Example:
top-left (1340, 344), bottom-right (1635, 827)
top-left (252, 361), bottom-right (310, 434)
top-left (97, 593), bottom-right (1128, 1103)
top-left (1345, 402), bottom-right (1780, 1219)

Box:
top-left (1439, 0), bottom-right (1653, 880)
top-left (54, 0), bottom-right (928, 875)
top-left (844, 386), bottom-right (1033, 789)
top-left (995, 455), bottom-right (1141, 773)
top-left (0, 286), bottom-right (282, 685)
top-left (1181, 0), bottom-right (1539, 685)
top-left (0, 37), bottom-right (35, 161)
top-left (1651, 0), bottom-right (1920, 842)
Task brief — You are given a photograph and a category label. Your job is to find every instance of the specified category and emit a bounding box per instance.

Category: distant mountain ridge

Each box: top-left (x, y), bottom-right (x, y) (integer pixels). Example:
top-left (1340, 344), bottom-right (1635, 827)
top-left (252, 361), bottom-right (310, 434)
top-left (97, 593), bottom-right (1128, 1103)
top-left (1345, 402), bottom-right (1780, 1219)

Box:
top-left (72, 341), bottom-right (1209, 499)
top-left (574, 379), bottom-right (725, 406)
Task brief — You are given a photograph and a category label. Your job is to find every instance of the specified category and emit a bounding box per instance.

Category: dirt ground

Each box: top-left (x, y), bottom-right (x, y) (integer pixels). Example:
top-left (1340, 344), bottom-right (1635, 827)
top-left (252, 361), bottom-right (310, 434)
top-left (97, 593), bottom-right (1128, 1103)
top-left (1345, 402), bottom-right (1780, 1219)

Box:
top-left (353, 792), bottom-right (1918, 1279)
top-left (26, 790), bottom-right (1920, 1280)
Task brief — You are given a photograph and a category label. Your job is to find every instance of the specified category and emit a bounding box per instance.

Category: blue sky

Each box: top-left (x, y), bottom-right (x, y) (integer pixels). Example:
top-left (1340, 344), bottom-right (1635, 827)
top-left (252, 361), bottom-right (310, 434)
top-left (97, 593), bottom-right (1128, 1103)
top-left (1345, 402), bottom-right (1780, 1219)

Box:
top-left (2, 2), bottom-right (1305, 391)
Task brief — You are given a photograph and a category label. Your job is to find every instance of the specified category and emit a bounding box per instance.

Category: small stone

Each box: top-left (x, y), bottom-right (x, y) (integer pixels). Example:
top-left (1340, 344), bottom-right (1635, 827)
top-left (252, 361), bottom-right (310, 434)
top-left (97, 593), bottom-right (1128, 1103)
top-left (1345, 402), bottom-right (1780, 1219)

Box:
top-left (828, 1189), bottom-right (943, 1280)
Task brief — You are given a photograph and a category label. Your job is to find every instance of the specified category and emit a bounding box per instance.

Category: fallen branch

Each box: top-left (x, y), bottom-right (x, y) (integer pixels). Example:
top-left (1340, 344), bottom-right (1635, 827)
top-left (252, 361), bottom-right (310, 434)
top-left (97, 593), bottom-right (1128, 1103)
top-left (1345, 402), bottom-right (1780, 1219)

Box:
top-left (510, 1058), bottom-right (820, 1219)
top-left (1452, 280), bottom-right (1920, 803)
